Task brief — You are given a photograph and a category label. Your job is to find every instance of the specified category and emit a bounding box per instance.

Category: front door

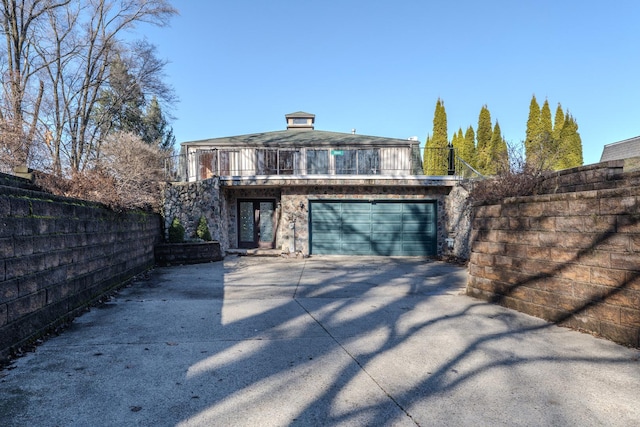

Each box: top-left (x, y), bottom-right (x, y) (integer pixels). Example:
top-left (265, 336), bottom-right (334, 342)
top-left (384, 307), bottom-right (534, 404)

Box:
top-left (238, 200), bottom-right (276, 249)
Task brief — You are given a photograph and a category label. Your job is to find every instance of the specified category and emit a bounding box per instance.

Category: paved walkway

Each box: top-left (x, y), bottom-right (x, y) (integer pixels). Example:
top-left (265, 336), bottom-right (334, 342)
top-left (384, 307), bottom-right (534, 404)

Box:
top-left (1, 256), bottom-right (639, 426)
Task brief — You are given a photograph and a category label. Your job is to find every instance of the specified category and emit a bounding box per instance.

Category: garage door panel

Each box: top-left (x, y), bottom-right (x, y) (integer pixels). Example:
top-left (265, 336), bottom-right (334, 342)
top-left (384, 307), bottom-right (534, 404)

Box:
top-left (374, 223), bottom-right (403, 232)
top-left (341, 233), bottom-right (370, 243)
top-left (372, 212), bottom-right (403, 222)
top-left (310, 201), bottom-right (436, 256)
top-left (372, 203), bottom-right (402, 212)
top-left (340, 241), bottom-right (372, 252)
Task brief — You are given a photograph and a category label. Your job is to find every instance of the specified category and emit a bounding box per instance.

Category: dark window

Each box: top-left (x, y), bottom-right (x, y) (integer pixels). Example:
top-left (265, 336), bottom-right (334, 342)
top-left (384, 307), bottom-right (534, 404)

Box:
top-left (357, 149), bottom-right (380, 174)
top-left (335, 150), bottom-right (357, 174)
top-left (279, 150), bottom-right (295, 175)
top-left (256, 149), bottom-right (277, 174)
top-left (307, 150), bottom-right (329, 174)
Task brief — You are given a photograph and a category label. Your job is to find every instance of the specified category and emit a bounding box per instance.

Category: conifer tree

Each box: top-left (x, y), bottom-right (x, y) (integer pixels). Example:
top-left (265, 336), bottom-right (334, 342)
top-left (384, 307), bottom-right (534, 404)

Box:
top-left (488, 121), bottom-right (508, 174)
top-left (558, 113), bottom-right (583, 169)
top-left (551, 103), bottom-right (566, 170)
top-left (539, 99), bottom-right (555, 166)
top-left (552, 103), bottom-right (565, 143)
top-left (525, 95), bottom-right (541, 164)
top-left (476, 105), bottom-right (492, 174)
top-left (463, 126), bottom-right (477, 169)
top-left (422, 135), bottom-right (431, 174)
top-left (424, 98), bottom-right (449, 175)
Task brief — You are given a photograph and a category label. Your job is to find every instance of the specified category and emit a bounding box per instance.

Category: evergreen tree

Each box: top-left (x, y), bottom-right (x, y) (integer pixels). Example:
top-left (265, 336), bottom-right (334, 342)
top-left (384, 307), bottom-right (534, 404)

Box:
top-left (525, 95), bottom-right (541, 164)
top-left (462, 126), bottom-right (477, 169)
top-left (558, 113), bottom-right (583, 169)
top-left (424, 98), bottom-right (449, 175)
top-left (488, 121), bottom-right (508, 174)
top-left (539, 99), bottom-right (555, 166)
top-left (552, 103), bottom-right (565, 143)
top-left (422, 135), bottom-right (431, 174)
top-left (143, 97), bottom-right (176, 151)
top-left (551, 103), bottom-right (566, 170)
top-left (476, 105), bottom-right (492, 174)
top-left (96, 55), bottom-right (146, 137)
top-left (96, 57), bottom-right (175, 152)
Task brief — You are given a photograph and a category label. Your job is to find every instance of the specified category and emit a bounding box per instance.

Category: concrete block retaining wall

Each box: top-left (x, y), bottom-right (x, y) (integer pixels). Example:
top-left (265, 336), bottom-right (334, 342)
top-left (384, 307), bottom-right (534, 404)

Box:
top-left (467, 162), bottom-right (640, 347)
top-left (0, 173), bottom-right (162, 362)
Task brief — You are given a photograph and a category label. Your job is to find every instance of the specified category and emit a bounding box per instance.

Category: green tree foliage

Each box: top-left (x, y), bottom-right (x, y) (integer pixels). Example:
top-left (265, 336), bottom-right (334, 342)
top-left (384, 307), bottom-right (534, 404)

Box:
top-left (525, 95), bottom-right (541, 163)
top-left (423, 98), bottom-right (449, 175)
top-left (526, 95), bottom-right (584, 171)
top-left (96, 58), bottom-right (176, 152)
top-left (557, 114), bottom-right (583, 169)
top-left (476, 105), bottom-right (493, 174)
top-left (552, 103), bottom-right (565, 143)
top-left (96, 55), bottom-right (146, 136)
top-left (196, 215), bottom-right (212, 241)
top-left (463, 126), bottom-right (477, 169)
top-left (143, 97), bottom-right (176, 151)
top-left (422, 135), bottom-right (431, 174)
top-left (168, 217), bottom-right (185, 243)
top-left (486, 121), bottom-right (508, 175)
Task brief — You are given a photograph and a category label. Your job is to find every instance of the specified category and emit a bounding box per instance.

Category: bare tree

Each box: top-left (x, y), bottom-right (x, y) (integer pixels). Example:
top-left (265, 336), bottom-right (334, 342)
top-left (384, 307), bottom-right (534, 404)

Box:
top-left (1, 0), bottom-right (177, 173)
top-left (41, 0), bottom-right (176, 172)
top-left (0, 0), bottom-right (70, 168)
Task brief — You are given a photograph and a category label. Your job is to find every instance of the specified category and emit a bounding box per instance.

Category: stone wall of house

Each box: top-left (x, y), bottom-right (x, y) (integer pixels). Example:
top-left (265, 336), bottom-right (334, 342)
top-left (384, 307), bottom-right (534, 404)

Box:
top-left (1, 173), bottom-right (162, 362)
top-left (467, 161), bottom-right (640, 347)
top-left (161, 178), bottom-right (228, 250)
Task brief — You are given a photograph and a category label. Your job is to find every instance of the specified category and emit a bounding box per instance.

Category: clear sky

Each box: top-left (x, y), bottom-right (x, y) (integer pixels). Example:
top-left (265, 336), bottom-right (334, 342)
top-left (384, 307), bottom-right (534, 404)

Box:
top-left (138, 0), bottom-right (640, 166)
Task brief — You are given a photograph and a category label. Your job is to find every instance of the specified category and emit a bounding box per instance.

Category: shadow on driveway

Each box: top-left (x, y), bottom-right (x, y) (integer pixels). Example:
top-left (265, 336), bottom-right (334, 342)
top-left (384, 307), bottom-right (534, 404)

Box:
top-left (1, 256), bottom-right (639, 426)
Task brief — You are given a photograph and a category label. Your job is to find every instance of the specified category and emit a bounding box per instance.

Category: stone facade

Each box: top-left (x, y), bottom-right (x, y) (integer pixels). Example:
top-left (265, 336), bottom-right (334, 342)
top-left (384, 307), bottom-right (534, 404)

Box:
top-left (162, 177), bottom-right (472, 258)
top-left (467, 161), bottom-right (640, 347)
top-left (161, 178), bottom-right (228, 250)
top-left (1, 174), bottom-right (163, 362)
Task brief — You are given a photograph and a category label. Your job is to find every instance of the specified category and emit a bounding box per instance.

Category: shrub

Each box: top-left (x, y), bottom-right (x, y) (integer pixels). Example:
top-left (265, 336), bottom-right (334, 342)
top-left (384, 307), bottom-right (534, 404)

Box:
top-left (196, 215), bottom-right (212, 241)
top-left (168, 217), bottom-right (185, 243)
top-left (34, 132), bottom-right (165, 212)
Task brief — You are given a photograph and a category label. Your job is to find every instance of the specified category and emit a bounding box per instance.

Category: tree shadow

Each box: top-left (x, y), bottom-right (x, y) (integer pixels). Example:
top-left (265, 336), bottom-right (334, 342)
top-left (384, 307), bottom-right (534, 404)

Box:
top-left (174, 255), bottom-right (638, 426)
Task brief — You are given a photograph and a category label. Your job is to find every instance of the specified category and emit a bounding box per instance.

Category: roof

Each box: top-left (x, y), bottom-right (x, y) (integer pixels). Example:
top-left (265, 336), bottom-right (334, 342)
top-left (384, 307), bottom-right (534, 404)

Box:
top-left (285, 111), bottom-right (315, 119)
top-left (600, 136), bottom-right (640, 162)
top-left (181, 129), bottom-right (417, 149)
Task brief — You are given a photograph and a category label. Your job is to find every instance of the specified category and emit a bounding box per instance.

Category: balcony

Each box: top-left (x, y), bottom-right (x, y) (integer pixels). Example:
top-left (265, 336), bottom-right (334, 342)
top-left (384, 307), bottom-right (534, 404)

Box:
top-left (164, 147), bottom-right (476, 183)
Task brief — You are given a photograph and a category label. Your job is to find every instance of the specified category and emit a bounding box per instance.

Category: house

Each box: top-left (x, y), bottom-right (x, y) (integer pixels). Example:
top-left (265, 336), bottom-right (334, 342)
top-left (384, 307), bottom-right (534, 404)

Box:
top-left (600, 136), bottom-right (640, 162)
top-left (165, 112), bottom-right (465, 258)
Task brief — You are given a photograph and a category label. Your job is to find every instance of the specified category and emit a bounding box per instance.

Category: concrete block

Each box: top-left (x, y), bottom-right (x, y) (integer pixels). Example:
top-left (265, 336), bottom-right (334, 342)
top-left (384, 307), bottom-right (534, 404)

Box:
top-left (7, 291), bottom-right (46, 322)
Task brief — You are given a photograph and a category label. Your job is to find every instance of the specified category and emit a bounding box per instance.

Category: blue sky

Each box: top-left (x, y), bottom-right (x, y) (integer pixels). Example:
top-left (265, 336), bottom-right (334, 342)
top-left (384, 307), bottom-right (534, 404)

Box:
top-left (139, 0), bottom-right (640, 166)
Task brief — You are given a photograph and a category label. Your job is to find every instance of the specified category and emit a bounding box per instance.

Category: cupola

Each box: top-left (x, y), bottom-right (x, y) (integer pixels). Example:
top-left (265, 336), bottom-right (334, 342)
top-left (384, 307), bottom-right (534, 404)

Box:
top-left (285, 111), bottom-right (315, 130)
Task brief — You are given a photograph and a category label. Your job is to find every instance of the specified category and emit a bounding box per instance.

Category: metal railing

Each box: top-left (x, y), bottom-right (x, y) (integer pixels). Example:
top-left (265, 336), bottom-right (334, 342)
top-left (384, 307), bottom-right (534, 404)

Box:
top-left (163, 147), bottom-right (476, 182)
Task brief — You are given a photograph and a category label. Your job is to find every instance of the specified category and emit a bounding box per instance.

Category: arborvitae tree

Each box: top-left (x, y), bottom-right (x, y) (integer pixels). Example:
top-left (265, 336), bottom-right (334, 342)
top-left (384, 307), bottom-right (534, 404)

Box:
top-left (558, 113), bottom-right (583, 169)
top-left (463, 126), bottom-right (477, 169)
top-left (488, 121), bottom-right (508, 174)
top-left (525, 95), bottom-right (541, 163)
top-left (476, 105), bottom-right (492, 174)
top-left (424, 98), bottom-right (449, 175)
top-left (539, 99), bottom-right (555, 165)
top-left (551, 103), bottom-right (566, 170)
top-left (552, 103), bottom-right (565, 143)
top-left (422, 135), bottom-right (431, 174)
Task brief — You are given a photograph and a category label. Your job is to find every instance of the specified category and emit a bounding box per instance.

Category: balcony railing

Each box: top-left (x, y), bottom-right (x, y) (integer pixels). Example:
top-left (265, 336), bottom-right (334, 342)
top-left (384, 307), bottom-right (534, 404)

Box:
top-left (163, 147), bottom-right (476, 182)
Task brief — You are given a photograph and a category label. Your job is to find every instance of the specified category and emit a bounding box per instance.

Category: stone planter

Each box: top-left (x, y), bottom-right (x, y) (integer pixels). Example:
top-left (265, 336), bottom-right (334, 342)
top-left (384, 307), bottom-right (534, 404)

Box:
top-left (154, 241), bottom-right (222, 266)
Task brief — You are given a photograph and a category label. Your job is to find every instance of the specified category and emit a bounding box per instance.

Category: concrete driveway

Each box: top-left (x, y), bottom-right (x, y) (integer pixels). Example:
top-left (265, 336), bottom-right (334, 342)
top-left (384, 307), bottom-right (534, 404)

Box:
top-left (1, 256), bottom-right (639, 426)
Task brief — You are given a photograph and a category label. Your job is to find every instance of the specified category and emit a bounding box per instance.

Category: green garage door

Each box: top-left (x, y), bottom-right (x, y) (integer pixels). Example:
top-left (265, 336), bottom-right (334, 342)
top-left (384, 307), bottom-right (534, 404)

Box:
top-left (310, 200), bottom-right (437, 256)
